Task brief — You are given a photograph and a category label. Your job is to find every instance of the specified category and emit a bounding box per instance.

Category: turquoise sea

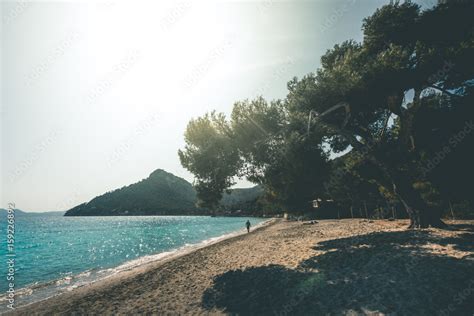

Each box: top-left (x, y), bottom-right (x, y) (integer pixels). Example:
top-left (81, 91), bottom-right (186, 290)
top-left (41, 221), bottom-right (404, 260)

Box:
top-left (0, 214), bottom-right (265, 309)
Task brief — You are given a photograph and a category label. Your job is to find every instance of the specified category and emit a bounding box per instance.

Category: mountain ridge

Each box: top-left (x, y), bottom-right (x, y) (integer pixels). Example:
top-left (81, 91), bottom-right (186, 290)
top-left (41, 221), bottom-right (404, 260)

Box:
top-left (65, 169), bottom-right (261, 216)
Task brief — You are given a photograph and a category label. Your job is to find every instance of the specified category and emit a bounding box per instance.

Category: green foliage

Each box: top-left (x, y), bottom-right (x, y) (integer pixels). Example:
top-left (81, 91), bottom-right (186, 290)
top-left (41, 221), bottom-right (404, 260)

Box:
top-left (179, 1), bottom-right (474, 222)
top-left (231, 97), bottom-right (287, 183)
top-left (179, 97), bottom-right (330, 212)
top-left (179, 112), bottom-right (241, 209)
top-left (302, 0), bottom-right (474, 224)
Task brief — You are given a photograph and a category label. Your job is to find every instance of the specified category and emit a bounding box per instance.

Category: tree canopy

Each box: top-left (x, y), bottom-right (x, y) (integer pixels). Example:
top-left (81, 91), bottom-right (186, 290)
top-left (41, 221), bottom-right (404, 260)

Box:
top-left (179, 0), bottom-right (474, 227)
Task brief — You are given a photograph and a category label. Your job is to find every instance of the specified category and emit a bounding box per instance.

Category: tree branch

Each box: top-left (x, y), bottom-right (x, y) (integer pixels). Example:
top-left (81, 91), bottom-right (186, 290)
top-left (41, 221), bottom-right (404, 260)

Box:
top-left (428, 84), bottom-right (460, 98)
top-left (378, 111), bottom-right (391, 140)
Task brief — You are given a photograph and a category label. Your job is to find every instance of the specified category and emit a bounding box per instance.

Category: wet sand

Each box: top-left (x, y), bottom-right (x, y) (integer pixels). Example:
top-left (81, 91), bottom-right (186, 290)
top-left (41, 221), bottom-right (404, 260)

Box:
top-left (9, 219), bottom-right (474, 315)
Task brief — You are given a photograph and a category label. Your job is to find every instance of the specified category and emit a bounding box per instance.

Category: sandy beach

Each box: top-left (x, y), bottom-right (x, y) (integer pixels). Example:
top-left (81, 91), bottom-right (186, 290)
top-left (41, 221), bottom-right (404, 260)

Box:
top-left (9, 219), bottom-right (474, 315)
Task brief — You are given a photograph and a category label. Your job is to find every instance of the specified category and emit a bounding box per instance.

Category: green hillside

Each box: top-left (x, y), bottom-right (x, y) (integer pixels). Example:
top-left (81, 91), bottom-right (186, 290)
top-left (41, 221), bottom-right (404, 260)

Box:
top-left (65, 169), bottom-right (261, 216)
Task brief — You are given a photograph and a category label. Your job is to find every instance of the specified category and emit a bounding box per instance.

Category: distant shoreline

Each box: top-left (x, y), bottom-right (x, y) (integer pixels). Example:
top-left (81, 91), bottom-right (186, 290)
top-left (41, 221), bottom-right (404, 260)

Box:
top-left (63, 214), bottom-right (271, 217)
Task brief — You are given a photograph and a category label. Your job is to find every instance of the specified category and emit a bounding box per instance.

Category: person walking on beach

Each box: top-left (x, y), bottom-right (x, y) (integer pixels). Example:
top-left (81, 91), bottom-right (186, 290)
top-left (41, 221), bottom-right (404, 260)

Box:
top-left (246, 220), bottom-right (251, 233)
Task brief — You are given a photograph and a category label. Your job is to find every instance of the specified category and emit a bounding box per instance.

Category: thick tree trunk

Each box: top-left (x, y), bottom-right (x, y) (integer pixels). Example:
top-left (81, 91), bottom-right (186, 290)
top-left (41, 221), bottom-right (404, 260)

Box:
top-left (367, 155), bottom-right (447, 228)
top-left (396, 184), bottom-right (447, 228)
top-left (393, 88), bottom-right (447, 228)
top-left (321, 101), bottom-right (446, 229)
top-left (419, 209), bottom-right (447, 228)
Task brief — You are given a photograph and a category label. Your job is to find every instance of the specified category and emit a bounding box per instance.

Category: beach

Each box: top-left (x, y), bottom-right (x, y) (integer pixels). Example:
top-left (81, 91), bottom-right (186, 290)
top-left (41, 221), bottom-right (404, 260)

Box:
top-left (9, 219), bottom-right (474, 315)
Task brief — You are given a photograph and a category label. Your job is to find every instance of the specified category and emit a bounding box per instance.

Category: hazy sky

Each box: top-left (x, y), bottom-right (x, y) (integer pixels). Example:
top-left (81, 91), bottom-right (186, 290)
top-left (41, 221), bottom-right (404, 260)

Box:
top-left (1, 0), bottom-right (436, 211)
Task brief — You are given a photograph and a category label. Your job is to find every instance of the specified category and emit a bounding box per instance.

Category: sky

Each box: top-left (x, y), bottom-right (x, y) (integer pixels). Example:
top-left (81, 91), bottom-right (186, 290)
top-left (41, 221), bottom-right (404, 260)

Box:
top-left (1, 0), bottom-right (437, 212)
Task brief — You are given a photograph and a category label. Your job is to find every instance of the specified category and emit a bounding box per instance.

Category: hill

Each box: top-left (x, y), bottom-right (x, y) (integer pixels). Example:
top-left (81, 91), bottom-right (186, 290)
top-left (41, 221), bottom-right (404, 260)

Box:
top-left (0, 209), bottom-right (65, 216)
top-left (221, 186), bottom-right (263, 206)
top-left (65, 169), bottom-right (262, 216)
top-left (0, 208), bottom-right (27, 217)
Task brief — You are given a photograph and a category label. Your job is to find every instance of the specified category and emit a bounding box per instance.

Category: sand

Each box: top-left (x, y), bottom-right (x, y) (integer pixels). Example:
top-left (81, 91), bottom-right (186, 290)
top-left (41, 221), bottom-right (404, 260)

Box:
top-left (8, 219), bottom-right (474, 315)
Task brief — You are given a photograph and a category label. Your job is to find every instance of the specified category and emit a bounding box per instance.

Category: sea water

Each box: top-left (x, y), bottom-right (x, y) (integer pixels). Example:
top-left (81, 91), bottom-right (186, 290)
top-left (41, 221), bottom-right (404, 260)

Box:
top-left (0, 214), bottom-right (266, 309)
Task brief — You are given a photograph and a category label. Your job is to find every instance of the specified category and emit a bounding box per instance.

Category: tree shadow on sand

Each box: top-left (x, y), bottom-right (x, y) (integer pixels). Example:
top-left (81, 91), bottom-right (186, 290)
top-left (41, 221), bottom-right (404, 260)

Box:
top-left (202, 230), bottom-right (474, 315)
top-left (448, 223), bottom-right (474, 233)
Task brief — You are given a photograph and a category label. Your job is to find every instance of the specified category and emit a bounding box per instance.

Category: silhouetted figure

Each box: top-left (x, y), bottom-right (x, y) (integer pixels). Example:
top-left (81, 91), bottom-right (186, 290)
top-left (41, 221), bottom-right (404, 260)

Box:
top-left (246, 220), bottom-right (251, 233)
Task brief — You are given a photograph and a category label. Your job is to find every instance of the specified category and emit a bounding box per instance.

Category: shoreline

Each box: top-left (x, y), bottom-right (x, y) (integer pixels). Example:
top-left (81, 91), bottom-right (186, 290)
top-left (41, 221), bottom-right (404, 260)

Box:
top-left (1, 218), bottom-right (275, 313)
top-left (6, 219), bottom-right (474, 315)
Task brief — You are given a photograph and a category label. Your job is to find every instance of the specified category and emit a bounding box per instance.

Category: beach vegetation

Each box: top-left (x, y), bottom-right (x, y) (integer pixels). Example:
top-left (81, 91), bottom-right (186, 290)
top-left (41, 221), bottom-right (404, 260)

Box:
top-left (179, 0), bottom-right (474, 227)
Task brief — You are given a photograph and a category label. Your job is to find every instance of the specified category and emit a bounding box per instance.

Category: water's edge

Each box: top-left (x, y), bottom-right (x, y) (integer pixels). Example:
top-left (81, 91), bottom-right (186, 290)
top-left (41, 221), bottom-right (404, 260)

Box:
top-left (0, 218), bottom-right (275, 313)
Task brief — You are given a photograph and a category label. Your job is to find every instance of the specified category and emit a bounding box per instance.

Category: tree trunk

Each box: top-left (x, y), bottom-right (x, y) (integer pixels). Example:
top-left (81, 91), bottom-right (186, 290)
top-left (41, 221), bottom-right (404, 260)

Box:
top-left (367, 155), bottom-right (447, 228)
top-left (396, 183), bottom-right (446, 228)
top-left (395, 89), bottom-right (446, 228)
top-left (320, 102), bottom-right (446, 229)
top-left (419, 209), bottom-right (446, 228)
top-left (449, 201), bottom-right (455, 220)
